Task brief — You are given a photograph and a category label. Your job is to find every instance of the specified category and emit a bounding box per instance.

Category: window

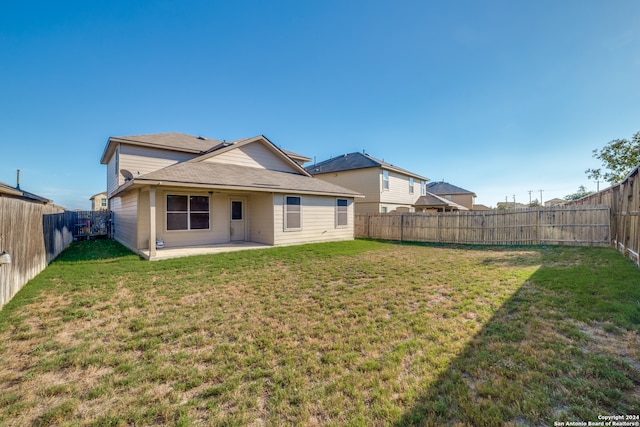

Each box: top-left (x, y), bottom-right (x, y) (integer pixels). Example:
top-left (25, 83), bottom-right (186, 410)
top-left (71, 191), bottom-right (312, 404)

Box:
top-left (231, 201), bottom-right (243, 221)
top-left (167, 194), bottom-right (209, 231)
top-left (383, 170), bottom-right (389, 190)
top-left (381, 206), bottom-right (388, 213)
top-left (409, 177), bottom-right (414, 194)
top-left (336, 198), bottom-right (348, 227)
top-left (284, 196), bottom-right (301, 230)
top-left (101, 198), bottom-right (107, 207)
top-left (421, 181), bottom-right (426, 196)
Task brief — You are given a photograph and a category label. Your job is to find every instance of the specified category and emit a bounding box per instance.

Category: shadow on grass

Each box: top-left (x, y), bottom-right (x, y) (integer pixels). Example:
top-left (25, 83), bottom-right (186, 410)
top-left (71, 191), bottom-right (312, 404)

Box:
top-left (52, 239), bottom-right (137, 263)
top-left (395, 246), bottom-right (640, 426)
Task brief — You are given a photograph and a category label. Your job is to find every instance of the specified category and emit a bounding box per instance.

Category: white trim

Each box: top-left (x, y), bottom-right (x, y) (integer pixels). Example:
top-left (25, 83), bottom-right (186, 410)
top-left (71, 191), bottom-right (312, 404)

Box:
top-left (284, 195), bottom-right (302, 231)
top-left (165, 192), bottom-right (211, 232)
top-left (336, 198), bottom-right (348, 228)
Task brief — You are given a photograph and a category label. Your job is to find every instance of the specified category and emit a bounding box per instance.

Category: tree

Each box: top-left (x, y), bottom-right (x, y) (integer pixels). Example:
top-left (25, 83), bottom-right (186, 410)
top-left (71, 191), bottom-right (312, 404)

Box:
top-left (528, 199), bottom-right (541, 207)
top-left (586, 131), bottom-right (640, 184)
top-left (564, 185), bottom-right (593, 201)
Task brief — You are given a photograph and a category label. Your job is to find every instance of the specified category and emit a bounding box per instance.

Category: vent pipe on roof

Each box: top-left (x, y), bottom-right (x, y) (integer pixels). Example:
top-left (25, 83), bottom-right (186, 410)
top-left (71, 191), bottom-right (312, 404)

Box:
top-left (16, 169), bottom-right (21, 190)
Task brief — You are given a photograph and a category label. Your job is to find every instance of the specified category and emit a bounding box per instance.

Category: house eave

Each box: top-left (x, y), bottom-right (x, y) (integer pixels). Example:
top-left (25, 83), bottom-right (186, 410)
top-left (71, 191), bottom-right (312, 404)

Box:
top-left (111, 178), bottom-right (364, 199)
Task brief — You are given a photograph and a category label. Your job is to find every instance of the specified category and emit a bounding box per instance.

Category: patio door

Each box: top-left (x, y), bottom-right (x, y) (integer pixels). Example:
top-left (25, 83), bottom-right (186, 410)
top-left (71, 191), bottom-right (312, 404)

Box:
top-left (230, 198), bottom-right (246, 241)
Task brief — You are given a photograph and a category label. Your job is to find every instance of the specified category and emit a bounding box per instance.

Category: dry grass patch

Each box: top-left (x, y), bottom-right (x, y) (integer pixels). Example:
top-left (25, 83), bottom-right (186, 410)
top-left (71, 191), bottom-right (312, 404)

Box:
top-left (0, 239), bottom-right (638, 426)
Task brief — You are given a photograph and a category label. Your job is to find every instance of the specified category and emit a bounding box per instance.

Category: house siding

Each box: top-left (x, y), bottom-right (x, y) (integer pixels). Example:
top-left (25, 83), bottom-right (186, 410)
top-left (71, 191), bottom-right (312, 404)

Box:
top-left (149, 189), bottom-right (230, 249)
top-left (203, 143), bottom-right (298, 173)
top-left (380, 170), bottom-right (418, 209)
top-left (248, 192), bottom-right (275, 245)
top-left (119, 145), bottom-right (197, 184)
top-left (106, 149), bottom-right (119, 198)
top-left (273, 194), bottom-right (354, 246)
top-left (111, 191), bottom-right (138, 252)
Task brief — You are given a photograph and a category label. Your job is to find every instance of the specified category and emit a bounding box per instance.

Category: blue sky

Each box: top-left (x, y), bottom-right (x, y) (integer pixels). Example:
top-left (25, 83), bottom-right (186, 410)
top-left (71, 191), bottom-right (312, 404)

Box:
top-left (1, 0), bottom-right (639, 209)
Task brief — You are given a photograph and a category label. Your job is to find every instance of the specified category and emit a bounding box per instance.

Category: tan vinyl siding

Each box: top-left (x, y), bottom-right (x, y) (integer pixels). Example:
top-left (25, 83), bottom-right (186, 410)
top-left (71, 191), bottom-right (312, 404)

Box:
top-left (450, 194), bottom-right (474, 210)
top-left (111, 192), bottom-right (138, 252)
top-left (248, 192), bottom-right (275, 244)
top-left (203, 143), bottom-right (298, 173)
top-left (119, 145), bottom-right (198, 186)
top-left (380, 170), bottom-right (417, 209)
top-left (154, 189), bottom-right (228, 248)
top-left (106, 150), bottom-right (119, 198)
top-left (273, 195), bottom-right (354, 246)
top-left (312, 168), bottom-right (380, 202)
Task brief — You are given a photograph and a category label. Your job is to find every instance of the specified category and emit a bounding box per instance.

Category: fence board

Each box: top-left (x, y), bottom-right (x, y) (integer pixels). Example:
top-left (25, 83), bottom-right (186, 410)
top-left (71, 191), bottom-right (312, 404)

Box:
top-left (567, 164), bottom-right (640, 265)
top-left (355, 206), bottom-right (610, 247)
top-left (0, 200), bottom-right (104, 308)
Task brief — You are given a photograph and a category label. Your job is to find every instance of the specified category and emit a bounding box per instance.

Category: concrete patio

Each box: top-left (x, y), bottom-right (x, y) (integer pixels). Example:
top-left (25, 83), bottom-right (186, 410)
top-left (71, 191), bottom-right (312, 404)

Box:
top-left (139, 241), bottom-right (271, 261)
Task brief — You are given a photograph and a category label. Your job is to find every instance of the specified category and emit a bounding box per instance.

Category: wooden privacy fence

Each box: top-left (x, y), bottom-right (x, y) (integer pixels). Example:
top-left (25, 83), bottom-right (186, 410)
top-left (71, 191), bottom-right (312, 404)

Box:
top-left (567, 164), bottom-right (640, 266)
top-left (356, 205), bottom-right (610, 246)
top-left (0, 199), bottom-right (79, 308)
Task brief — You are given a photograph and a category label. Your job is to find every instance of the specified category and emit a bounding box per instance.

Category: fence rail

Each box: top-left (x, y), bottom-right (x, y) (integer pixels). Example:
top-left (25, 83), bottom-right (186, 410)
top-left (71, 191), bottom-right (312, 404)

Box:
top-left (355, 206), bottom-right (610, 246)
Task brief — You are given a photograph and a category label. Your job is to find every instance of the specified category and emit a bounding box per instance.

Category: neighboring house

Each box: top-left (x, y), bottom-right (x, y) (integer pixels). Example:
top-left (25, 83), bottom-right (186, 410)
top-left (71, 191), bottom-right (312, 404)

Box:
top-left (100, 133), bottom-right (362, 259)
top-left (0, 179), bottom-right (52, 205)
top-left (414, 192), bottom-right (469, 212)
top-left (90, 192), bottom-right (108, 211)
top-left (544, 198), bottom-right (566, 207)
top-left (306, 152), bottom-right (429, 213)
top-left (426, 181), bottom-right (477, 210)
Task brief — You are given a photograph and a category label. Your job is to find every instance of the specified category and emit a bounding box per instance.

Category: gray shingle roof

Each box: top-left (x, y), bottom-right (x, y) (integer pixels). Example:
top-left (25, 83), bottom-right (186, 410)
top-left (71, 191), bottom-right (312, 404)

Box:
top-left (0, 181), bottom-right (52, 203)
top-left (110, 132), bottom-right (221, 153)
top-left (306, 152), bottom-right (428, 181)
top-left (414, 192), bottom-right (469, 210)
top-left (132, 162), bottom-right (362, 197)
top-left (426, 181), bottom-right (476, 196)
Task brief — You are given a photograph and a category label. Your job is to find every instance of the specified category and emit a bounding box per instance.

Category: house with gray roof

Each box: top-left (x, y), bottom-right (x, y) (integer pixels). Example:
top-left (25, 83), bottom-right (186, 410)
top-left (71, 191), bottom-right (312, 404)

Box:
top-left (426, 181), bottom-right (477, 210)
top-left (306, 152), bottom-right (430, 213)
top-left (100, 133), bottom-right (362, 259)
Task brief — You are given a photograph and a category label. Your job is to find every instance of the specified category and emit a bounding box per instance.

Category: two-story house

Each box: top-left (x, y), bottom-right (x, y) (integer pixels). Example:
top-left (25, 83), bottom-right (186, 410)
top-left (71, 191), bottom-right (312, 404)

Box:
top-left (100, 133), bottom-right (362, 260)
top-left (306, 152), bottom-right (429, 213)
top-left (90, 192), bottom-right (108, 211)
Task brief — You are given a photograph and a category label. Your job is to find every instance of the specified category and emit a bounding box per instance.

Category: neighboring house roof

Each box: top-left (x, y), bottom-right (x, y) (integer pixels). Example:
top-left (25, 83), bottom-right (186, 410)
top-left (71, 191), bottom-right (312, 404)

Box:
top-left (472, 204), bottom-right (493, 211)
top-left (414, 192), bottom-right (469, 211)
top-left (306, 152), bottom-right (429, 181)
top-left (114, 162), bottom-right (363, 198)
top-left (282, 149), bottom-right (312, 164)
top-left (0, 181), bottom-right (52, 204)
top-left (544, 198), bottom-right (566, 206)
top-left (426, 181), bottom-right (476, 197)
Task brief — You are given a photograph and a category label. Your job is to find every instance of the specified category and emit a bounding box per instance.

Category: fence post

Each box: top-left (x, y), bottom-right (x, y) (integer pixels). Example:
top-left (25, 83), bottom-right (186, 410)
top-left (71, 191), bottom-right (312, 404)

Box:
top-left (400, 214), bottom-right (405, 242)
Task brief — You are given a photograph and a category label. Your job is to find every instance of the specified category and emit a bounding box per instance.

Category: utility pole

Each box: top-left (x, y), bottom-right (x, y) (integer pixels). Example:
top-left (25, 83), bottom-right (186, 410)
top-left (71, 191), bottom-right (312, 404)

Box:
top-left (539, 190), bottom-right (543, 206)
top-left (505, 196), bottom-right (508, 209)
top-left (528, 190), bottom-right (533, 205)
top-left (513, 194), bottom-right (516, 209)
top-left (596, 180), bottom-right (600, 192)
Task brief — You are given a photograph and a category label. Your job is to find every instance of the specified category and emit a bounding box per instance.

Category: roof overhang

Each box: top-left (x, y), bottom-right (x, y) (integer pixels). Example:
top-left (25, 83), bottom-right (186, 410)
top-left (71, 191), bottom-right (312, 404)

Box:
top-left (111, 178), bottom-right (364, 199)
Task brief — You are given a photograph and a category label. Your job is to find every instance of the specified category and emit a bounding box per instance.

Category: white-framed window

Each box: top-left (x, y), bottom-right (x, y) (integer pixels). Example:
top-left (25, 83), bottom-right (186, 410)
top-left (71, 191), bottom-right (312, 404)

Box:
top-left (166, 194), bottom-right (210, 231)
top-left (336, 198), bottom-right (348, 227)
top-left (409, 177), bottom-right (414, 194)
top-left (381, 206), bottom-right (388, 213)
top-left (284, 195), bottom-right (302, 231)
top-left (383, 170), bottom-right (389, 190)
top-left (101, 198), bottom-right (107, 207)
top-left (421, 181), bottom-right (426, 196)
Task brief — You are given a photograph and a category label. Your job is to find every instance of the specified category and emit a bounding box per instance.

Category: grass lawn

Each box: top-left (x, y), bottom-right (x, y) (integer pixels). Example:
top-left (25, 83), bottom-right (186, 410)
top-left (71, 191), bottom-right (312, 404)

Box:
top-left (0, 239), bottom-right (639, 426)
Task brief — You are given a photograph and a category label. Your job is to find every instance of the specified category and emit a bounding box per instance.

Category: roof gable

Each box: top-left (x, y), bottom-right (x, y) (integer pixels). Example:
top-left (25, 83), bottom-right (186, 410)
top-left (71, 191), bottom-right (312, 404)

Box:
top-left (307, 152), bottom-right (428, 180)
top-left (192, 135), bottom-right (311, 176)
